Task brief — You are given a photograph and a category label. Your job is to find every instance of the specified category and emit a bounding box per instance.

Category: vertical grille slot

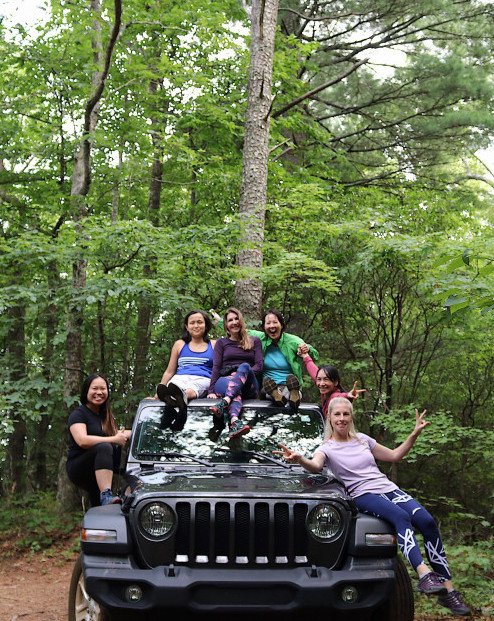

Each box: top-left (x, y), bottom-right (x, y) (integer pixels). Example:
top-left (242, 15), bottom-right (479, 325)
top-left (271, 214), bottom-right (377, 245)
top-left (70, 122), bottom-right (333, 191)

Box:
top-left (175, 502), bottom-right (191, 557)
top-left (254, 502), bottom-right (270, 558)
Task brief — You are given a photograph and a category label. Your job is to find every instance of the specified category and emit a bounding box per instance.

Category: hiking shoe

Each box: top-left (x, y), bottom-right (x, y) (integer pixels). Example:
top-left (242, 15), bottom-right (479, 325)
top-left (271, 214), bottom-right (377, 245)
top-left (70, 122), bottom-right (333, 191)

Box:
top-left (229, 419), bottom-right (250, 439)
top-left (167, 382), bottom-right (188, 413)
top-left (210, 397), bottom-right (229, 420)
top-left (156, 383), bottom-right (177, 407)
top-left (100, 488), bottom-right (122, 506)
top-left (417, 572), bottom-right (448, 596)
top-left (263, 376), bottom-right (287, 405)
top-left (438, 590), bottom-right (471, 616)
top-left (286, 374), bottom-right (301, 411)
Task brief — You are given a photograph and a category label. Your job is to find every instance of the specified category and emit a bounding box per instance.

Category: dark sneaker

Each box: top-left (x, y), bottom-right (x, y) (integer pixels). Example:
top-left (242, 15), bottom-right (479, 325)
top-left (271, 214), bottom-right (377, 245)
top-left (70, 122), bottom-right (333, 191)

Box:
top-left (438, 590), bottom-right (471, 616)
top-left (100, 488), bottom-right (122, 506)
top-left (262, 376), bottom-right (287, 405)
top-left (417, 572), bottom-right (448, 596)
top-left (167, 382), bottom-right (188, 414)
top-left (229, 419), bottom-right (250, 439)
top-left (286, 374), bottom-right (301, 411)
top-left (156, 383), bottom-right (177, 407)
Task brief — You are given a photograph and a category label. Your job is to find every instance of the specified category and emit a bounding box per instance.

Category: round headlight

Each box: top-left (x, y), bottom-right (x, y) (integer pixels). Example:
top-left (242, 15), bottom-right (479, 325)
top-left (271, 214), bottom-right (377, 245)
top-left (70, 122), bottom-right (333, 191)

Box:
top-left (139, 502), bottom-right (175, 537)
top-left (307, 503), bottom-right (342, 540)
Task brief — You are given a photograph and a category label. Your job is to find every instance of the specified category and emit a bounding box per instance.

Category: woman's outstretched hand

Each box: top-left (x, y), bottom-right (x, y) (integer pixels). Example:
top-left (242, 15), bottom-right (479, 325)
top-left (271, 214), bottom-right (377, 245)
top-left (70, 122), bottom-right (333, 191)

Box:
top-left (348, 381), bottom-right (366, 401)
top-left (413, 408), bottom-right (430, 435)
top-left (273, 443), bottom-right (301, 463)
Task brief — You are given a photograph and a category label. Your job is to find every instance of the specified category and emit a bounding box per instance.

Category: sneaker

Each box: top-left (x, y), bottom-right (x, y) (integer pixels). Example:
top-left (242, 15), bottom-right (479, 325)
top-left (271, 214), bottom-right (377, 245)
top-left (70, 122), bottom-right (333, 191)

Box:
top-left (417, 572), bottom-right (448, 596)
top-left (286, 374), bottom-right (301, 411)
top-left (209, 397), bottom-right (229, 420)
top-left (100, 488), bottom-right (122, 506)
top-left (167, 382), bottom-right (188, 413)
top-left (156, 383), bottom-right (177, 407)
top-left (438, 590), bottom-right (471, 616)
top-left (229, 419), bottom-right (250, 439)
top-left (262, 377), bottom-right (287, 406)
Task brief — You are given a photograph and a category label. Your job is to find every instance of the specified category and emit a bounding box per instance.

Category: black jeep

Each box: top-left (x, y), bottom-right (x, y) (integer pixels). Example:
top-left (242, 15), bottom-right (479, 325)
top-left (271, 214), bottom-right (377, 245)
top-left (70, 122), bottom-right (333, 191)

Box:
top-left (69, 398), bottom-right (414, 621)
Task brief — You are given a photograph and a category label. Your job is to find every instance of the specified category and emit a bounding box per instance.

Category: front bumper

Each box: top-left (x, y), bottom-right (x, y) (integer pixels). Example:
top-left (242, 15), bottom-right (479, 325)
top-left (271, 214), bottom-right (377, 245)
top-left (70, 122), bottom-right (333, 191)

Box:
top-left (83, 554), bottom-right (396, 614)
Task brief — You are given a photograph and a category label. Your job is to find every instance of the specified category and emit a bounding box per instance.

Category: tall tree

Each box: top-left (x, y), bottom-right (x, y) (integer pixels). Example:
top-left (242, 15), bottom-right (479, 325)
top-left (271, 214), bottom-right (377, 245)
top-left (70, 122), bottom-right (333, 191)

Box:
top-left (235, 0), bottom-right (279, 319)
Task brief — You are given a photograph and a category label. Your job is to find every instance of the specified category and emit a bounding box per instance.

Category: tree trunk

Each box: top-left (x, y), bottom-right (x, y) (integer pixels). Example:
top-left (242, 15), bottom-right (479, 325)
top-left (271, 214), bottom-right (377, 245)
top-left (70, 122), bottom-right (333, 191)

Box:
top-left (235, 0), bottom-right (279, 321)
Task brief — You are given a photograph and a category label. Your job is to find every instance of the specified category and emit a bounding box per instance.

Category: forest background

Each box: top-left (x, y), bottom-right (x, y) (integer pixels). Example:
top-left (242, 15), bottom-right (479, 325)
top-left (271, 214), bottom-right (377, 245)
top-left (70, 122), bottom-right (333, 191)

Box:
top-left (1, 0), bottom-right (493, 616)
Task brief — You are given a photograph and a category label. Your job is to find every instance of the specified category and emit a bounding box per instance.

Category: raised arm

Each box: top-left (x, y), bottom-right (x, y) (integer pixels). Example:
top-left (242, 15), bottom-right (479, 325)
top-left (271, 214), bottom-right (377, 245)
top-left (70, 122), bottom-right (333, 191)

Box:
top-left (273, 443), bottom-right (325, 473)
top-left (371, 409), bottom-right (430, 463)
top-left (298, 348), bottom-right (319, 383)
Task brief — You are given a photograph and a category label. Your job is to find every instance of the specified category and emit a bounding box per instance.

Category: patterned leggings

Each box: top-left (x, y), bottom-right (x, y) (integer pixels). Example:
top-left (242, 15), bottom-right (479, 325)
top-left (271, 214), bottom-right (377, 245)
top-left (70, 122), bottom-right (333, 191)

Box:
top-left (213, 362), bottom-right (259, 419)
top-left (355, 489), bottom-right (451, 580)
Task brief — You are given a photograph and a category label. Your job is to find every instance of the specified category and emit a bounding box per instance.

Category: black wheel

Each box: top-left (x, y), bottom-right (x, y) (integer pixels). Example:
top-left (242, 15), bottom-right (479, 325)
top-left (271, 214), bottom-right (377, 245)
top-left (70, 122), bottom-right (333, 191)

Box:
top-left (68, 554), bottom-right (113, 621)
top-left (370, 556), bottom-right (414, 621)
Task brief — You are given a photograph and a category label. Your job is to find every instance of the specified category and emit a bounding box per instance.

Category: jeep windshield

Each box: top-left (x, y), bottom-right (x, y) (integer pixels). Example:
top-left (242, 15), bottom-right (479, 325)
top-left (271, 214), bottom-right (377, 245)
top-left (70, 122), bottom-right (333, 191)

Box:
top-left (129, 399), bottom-right (324, 466)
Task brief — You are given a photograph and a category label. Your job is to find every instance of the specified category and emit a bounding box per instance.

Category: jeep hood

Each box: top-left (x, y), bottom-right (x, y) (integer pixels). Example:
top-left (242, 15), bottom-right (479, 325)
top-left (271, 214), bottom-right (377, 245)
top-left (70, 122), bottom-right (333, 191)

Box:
top-left (129, 469), bottom-right (344, 497)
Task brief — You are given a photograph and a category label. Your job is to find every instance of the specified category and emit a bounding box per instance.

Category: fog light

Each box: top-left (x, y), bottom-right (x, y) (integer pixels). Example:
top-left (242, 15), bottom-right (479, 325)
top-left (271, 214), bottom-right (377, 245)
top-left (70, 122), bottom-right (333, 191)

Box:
top-left (125, 585), bottom-right (143, 602)
top-left (341, 585), bottom-right (358, 603)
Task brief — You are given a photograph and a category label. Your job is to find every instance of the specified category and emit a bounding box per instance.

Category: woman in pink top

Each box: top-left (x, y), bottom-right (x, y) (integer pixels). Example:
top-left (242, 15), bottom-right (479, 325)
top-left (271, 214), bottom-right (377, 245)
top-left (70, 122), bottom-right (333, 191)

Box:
top-left (274, 397), bottom-right (470, 618)
top-left (297, 344), bottom-right (364, 416)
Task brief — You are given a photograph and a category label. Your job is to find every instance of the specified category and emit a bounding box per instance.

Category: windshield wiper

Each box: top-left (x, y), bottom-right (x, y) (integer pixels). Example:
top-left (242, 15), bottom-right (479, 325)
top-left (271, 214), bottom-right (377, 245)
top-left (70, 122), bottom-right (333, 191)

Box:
top-left (136, 451), bottom-right (213, 467)
top-left (213, 447), bottom-right (290, 469)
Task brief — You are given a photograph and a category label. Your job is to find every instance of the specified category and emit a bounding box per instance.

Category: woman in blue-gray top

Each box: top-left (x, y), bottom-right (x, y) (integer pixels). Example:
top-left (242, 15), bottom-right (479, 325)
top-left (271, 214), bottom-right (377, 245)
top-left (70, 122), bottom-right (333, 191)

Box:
top-left (154, 310), bottom-right (216, 430)
top-left (274, 397), bottom-right (470, 617)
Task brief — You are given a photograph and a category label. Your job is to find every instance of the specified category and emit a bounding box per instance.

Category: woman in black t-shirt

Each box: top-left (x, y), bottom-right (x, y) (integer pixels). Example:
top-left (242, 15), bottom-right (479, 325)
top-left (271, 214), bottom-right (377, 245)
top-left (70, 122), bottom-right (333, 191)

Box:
top-left (66, 373), bottom-right (131, 506)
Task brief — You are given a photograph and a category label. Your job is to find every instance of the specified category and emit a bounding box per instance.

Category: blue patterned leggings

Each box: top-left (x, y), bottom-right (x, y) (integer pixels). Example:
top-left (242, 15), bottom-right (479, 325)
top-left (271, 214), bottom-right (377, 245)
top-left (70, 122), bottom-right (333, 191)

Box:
top-left (213, 362), bottom-right (259, 419)
top-left (355, 489), bottom-right (451, 580)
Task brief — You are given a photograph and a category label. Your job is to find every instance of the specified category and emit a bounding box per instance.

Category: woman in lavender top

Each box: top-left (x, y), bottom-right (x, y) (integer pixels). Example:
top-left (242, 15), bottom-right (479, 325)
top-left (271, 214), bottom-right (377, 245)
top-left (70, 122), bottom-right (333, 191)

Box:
top-left (274, 397), bottom-right (470, 617)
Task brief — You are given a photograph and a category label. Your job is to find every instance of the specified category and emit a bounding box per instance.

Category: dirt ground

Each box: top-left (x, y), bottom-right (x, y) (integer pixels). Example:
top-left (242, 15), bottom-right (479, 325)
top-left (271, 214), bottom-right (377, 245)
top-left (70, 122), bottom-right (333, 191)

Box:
top-left (0, 534), bottom-right (78, 621)
top-left (0, 535), bottom-right (484, 621)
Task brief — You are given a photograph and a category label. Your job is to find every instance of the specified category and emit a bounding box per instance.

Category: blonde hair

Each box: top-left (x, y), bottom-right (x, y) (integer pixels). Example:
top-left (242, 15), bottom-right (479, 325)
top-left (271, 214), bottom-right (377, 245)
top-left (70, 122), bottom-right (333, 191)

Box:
top-left (324, 397), bottom-right (358, 441)
top-left (223, 307), bottom-right (253, 350)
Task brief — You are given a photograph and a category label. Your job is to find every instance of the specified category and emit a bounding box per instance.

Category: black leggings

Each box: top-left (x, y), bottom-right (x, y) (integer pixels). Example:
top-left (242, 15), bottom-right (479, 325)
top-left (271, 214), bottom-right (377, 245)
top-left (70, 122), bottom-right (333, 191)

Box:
top-left (66, 443), bottom-right (121, 507)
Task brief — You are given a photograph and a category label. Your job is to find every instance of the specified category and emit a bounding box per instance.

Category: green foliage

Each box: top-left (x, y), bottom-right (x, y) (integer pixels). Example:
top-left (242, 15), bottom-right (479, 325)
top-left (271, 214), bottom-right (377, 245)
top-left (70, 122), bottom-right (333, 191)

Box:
top-left (411, 538), bottom-right (494, 618)
top-left (0, 491), bottom-right (80, 556)
top-left (0, 0), bottom-right (493, 552)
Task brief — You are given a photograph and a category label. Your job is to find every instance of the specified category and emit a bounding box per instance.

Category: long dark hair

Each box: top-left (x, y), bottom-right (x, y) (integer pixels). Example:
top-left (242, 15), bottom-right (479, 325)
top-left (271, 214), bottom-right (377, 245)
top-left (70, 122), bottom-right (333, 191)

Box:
top-left (80, 373), bottom-right (117, 436)
top-left (181, 310), bottom-right (212, 343)
top-left (262, 309), bottom-right (286, 335)
top-left (317, 365), bottom-right (344, 392)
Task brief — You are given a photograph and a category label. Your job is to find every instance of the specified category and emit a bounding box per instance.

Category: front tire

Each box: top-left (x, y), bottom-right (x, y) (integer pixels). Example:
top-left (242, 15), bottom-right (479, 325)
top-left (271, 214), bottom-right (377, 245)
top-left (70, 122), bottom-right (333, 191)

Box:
top-left (370, 556), bottom-right (414, 621)
top-left (68, 554), bottom-right (113, 621)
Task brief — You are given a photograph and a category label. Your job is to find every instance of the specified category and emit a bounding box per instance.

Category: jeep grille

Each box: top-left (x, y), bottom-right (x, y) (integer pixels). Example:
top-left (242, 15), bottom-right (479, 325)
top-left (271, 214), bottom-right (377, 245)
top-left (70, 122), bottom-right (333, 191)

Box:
top-left (174, 500), bottom-right (309, 566)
